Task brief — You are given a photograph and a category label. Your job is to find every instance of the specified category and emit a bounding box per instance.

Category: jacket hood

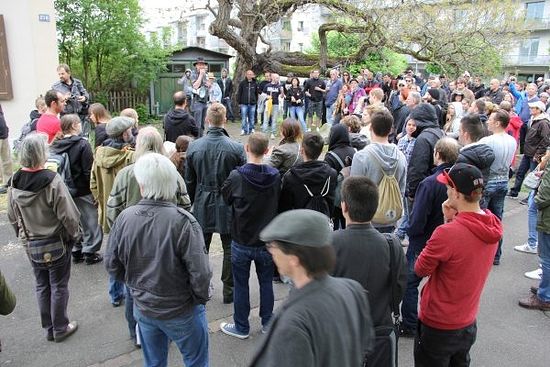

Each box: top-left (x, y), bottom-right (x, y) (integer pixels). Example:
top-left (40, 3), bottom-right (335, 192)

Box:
top-left (165, 108), bottom-right (192, 125)
top-left (95, 145), bottom-right (133, 169)
top-left (410, 103), bottom-right (439, 137)
top-left (368, 143), bottom-right (401, 172)
top-left (29, 110), bottom-right (41, 120)
top-left (9, 169), bottom-right (56, 207)
top-left (459, 143), bottom-right (495, 171)
top-left (508, 116), bottom-right (523, 129)
top-left (328, 124), bottom-right (351, 150)
top-left (237, 163), bottom-right (279, 189)
top-left (455, 210), bottom-right (503, 243)
top-left (291, 160), bottom-right (334, 183)
top-left (50, 135), bottom-right (85, 154)
top-left (533, 112), bottom-right (550, 122)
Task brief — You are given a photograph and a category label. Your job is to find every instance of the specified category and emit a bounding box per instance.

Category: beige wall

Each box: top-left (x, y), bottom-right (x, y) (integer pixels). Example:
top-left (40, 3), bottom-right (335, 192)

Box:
top-left (0, 0), bottom-right (58, 142)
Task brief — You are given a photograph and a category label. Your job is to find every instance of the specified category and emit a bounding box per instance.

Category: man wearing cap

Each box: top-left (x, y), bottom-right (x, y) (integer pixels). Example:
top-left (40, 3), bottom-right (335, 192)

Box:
top-left (206, 73), bottom-right (222, 105)
top-left (191, 57), bottom-right (209, 136)
top-left (177, 69), bottom-right (193, 109)
top-left (508, 100), bottom-right (550, 198)
top-left (249, 209), bottom-right (374, 367)
top-left (414, 163), bottom-right (502, 366)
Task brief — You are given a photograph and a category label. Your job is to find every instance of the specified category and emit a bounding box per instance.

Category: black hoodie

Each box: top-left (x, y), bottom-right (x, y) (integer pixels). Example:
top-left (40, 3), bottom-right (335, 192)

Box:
top-left (325, 124), bottom-right (355, 172)
top-left (222, 163), bottom-right (280, 246)
top-left (163, 108), bottom-right (199, 142)
top-left (457, 143), bottom-right (495, 184)
top-left (407, 103), bottom-right (444, 197)
top-left (279, 160), bottom-right (338, 216)
top-left (50, 135), bottom-right (94, 197)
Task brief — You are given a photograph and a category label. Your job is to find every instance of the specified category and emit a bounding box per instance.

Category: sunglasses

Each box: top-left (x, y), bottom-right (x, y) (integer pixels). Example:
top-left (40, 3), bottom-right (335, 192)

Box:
top-left (398, 83), bottom-right (406, 87)
top-left (405, 79), bottom-right (413, 83)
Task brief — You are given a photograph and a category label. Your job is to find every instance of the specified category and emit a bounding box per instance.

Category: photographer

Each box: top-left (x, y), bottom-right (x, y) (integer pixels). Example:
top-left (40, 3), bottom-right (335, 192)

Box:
top-left (52, 64), bottom-right (90, 136)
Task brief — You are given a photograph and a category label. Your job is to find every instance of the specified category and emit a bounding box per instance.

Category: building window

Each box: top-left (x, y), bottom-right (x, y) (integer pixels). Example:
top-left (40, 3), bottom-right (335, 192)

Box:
top-left (197, 16), bottom-right (206, 31)
top-left (297, 21), bottom-right (304, 31)
top-left (282, 41), bottom-right (291, 51)
top-left (298, 43), bottom-right (304, 52)
top-left (177, 21), bottom-right (187, 45)
top-left (520, 37), bottom-right (539, 61)
top-left (282, 20), bottom-right (291, 31)
top-left (197, 37), bottom-right (206, 48)
top-left (525, 2), bottom-right (545, 20)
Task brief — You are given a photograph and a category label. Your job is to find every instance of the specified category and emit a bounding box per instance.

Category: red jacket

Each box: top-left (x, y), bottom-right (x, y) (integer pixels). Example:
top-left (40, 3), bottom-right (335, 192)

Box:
top-left (36, 114), bottom-right (61, 144)
top-left (506, 115), bottom-right (522, 166)
top-left (415, 210), bottom-right (502, 330)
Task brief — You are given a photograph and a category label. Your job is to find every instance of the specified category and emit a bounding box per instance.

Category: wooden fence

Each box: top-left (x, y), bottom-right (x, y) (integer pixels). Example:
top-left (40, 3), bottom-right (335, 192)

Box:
top-left (89, 90), bottom-right (148, 114)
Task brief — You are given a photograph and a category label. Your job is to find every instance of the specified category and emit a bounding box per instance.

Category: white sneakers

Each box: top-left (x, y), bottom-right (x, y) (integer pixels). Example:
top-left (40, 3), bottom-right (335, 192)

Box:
top-left (514, 243), bottom-right (538, 254)
top-left (270, 133), bottom-right (275, 140)
top-left (524, 268), bottom-right (543, 280)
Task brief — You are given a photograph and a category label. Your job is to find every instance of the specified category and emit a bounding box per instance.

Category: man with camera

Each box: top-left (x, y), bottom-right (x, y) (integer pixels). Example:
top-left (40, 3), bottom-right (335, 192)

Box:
top-left (52, 64), bottom-right (90, 135)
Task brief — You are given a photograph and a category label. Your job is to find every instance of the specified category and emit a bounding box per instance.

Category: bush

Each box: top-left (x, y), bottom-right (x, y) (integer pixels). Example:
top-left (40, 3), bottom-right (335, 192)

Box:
top-left (135, 103), bottom-right (149, 123)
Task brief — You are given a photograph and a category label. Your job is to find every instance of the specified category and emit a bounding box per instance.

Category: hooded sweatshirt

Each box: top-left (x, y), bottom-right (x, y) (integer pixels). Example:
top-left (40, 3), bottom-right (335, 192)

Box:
top-left (324, 124), bottom-right (356, 172)
top-left (415, 209), bottom-right (502, 330)
top-left (7, 169), bottom-right (80, 241)
top-left (222, 163), bottom-right (280, 246)
top-left (50, 135), bottom-right (94, 197)
top-left (163, 108), bottom-right (199, 142)
top-left (524, 112), bottom-right (550, 158)
top-left (350, 142), bottom-right (407, 212)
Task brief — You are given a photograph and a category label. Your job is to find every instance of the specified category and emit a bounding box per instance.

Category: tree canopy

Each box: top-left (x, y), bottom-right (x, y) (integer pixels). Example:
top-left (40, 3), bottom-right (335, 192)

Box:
top-left (207, 0), bottom-right (526, 80)
top-left (55, 0), bottom-right (172, 92)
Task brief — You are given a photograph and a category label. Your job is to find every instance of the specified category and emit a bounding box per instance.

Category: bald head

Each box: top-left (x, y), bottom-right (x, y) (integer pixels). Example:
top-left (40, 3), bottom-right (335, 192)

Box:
top-left (173, 91), bottom-right (187, 108)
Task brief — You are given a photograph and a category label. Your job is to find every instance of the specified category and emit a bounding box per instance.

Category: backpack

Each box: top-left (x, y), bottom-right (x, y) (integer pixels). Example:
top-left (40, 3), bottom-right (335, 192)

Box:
top-left (13, 118), bottom-right (38, 155)
top-left (327, 151), bottom-right (351, 208)
top-left (45, 152), bottom-right (77, 196)
top-left (372, 154), bottom-right (403, 225)
top-left (291, 169), bottom-right (332, 217)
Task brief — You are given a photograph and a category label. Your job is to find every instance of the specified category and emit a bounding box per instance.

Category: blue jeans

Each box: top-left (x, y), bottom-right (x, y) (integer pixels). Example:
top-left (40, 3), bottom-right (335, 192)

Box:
top-left (288, 106), bottom-right (306, 132)
top-left (401, 248), bottom-right (422, 330)
top-left (125, 285), bottom-right (137, 339)
top-left (326, 104), bottom-right (335, 125)
top-left (263, 105), bottom-right (279, 135)
top-left (108, 275), bottom-right (125, 304)
top-left (481, 180), bottom-right (508, 260)
top-left (528, 190), bottom-right (538, 248)
top-left (538, 231), bottom-right (550, 302)
top-left (231, 242), bottom-right (274, 334)
top-left (134, 305), bottom-right (208, 367)
top-left (240, 104), bottom-right (256, 134)
top-left (396, 194), bottom-right (410, 238)
top-left (510, 155), bottom-right (536, 195)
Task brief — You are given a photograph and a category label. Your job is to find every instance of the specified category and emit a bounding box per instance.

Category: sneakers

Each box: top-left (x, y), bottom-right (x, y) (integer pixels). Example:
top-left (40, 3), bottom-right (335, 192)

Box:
top-left (55, 321), bottom-right (78, 343)
top-left (525, 268), bottom-right (543, 280)
top-left (519, 197), bottom-right (528, 205)
top-left (220, 322), bottom-right (249, 339)
top-left (270, 133), bottom-right (275, 140)
top-left (0, 185), bottom-right (7, 194)
top-left (240, 130), bottom-right (246, 136)
top-left (518, 294), bottom-right (550, 311)
top-left (84, 252), bottom-right (103, 265)
top-left (261, 324), bottom-right (269, 334)
top-left (507, 191), bottom-right (518, 198)
top-left (72, 251), bottom-right (84, 264)
top-left (251, 129), bottom-right (255, 133)
top-left (514, 243), bottom-right (538, 254)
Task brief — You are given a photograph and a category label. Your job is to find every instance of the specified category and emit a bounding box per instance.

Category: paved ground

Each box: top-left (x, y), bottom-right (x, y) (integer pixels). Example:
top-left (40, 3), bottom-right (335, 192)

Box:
top-left (0, 122), bottom-right (548, 366)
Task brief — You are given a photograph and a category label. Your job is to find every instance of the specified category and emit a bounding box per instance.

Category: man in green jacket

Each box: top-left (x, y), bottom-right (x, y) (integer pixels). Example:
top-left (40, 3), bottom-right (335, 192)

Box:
top-left (519, 148), bottom-right (550, 311)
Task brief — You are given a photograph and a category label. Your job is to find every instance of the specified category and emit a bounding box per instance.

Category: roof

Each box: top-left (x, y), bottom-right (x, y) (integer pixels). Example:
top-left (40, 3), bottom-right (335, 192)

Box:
top-left (170, 46), bottom-right (233, 62)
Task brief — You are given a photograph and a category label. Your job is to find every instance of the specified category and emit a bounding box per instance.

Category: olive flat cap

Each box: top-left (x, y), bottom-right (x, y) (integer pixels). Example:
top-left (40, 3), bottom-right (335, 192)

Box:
top-left (106, 116), bottom-right (134, 137)
top-left (260, 209), bottom-right (332, 247)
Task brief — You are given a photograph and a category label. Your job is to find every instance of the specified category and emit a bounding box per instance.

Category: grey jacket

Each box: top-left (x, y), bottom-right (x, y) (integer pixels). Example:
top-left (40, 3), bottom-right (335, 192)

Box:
top-left (265, 141), bottom-right (302, 175)
top-left (7, 170), bottom-right (80, 242)
top-left (105, 200), bottom-right (211, 320)
top-left (185, 127), bottom-right (246, 234)
top-left (249, 276), bottom-right (374, 367)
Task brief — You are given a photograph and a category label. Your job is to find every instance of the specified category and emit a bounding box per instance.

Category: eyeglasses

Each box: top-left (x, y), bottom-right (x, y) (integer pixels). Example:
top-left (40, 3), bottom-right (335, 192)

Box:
top-left (398, 83), bottom-right (406, 87)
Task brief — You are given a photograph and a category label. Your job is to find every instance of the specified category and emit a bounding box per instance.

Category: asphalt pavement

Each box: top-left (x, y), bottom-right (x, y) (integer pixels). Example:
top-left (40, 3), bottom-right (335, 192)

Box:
top-left (0, 122), bottom-right (548, 366)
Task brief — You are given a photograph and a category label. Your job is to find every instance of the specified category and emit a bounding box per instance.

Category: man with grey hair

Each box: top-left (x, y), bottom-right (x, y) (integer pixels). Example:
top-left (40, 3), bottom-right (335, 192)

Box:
top-left (106, 153), bottom-right (211, 367)
top-left (325, 69), bottom-right (342, 126)
top-left (186, 102), bottom-right (246, 304)
top-left (485, 79), bottom-right (504, 105)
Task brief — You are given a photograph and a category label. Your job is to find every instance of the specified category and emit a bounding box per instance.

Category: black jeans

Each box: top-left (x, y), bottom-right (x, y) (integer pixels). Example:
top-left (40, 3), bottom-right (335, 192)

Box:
top-left (203, 232), bottom-right (233, 299)
top-left (414, 320), bottom-right (477, 367)
top-left (510, 155), bottom-right (536, 196)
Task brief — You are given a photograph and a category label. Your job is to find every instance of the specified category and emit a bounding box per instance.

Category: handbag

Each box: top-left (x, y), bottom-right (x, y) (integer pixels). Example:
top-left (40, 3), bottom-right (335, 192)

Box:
top-left (13, 200), bottom-right (66, 268)
top-left (524, 169), bottom-right (541, 190)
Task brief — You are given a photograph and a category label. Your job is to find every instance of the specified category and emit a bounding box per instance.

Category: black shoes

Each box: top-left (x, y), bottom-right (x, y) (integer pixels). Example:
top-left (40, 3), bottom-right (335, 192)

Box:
top-left (55, 321), bottom-right (78, 343)
top-left (0, 185), bottom-right (7, 194)
top-left (72, 251), bottom-right (84, 264)
top-left (84, 253), bottom-right (103, 265)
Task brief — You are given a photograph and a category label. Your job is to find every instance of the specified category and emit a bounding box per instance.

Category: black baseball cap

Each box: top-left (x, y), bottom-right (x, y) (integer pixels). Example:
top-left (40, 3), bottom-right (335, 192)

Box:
top-left (436, 163), bottom-right (484, 195)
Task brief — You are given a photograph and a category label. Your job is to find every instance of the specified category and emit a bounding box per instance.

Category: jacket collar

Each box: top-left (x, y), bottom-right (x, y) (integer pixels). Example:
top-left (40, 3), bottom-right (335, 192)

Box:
top-left (206, 126), bottom-right (230, 137)
top-left (137, 199), bottom-right (177, 207)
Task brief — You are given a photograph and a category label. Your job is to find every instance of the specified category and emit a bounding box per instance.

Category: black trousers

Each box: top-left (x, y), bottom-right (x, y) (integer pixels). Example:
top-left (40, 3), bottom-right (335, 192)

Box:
top-left (203, 232), bottom-right (233, 299)
top-left (414, 320), bottom-right (477, 367)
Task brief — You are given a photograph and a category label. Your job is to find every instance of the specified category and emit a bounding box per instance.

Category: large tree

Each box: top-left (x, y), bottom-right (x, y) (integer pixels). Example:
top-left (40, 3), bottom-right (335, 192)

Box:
top-left (207, 0), bottom-right (525, 81)
top-left (55, 0), bottom-right (171, 92)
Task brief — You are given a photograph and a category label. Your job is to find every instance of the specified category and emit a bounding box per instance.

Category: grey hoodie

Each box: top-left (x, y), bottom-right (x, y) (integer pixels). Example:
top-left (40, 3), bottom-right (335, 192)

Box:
top-left (350, 142), bottom-right (407, 220)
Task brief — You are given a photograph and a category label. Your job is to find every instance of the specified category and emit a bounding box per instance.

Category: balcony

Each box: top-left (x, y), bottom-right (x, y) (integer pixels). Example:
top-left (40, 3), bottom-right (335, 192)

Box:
top-left (524, 17), bottom-right (550, 31)
top-left (503, 54), bottom-right (550, 66)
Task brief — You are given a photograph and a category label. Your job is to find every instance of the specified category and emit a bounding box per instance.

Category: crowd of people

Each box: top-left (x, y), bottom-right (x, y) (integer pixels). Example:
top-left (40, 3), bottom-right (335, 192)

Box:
top-left (0, 59), bottom-right (549, 367)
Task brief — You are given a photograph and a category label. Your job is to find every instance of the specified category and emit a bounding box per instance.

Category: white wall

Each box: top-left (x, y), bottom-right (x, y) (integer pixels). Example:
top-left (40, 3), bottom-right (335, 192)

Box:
top-left (0, 0), bottom-right (58, 141)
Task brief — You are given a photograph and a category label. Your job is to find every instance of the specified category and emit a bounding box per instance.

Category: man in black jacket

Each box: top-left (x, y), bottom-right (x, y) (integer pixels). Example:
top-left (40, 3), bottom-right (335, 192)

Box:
top-left (332, 176), bottom-right (406, 366)
top-left (185, 103), bottom-right (247, 304)
top-left (220, 133), bottom-right (280, 339)
top-left (279, 132), bottom-right (337, 217)
top-left (164, 91), bottom-right (199, 142)
top-left (217, 68), bottom-right (234, 122)
top-left (0, 104), bottom-right (13, 194)
top-left (237, 70), bottom-right (258, 135)
top-left (457, 114), bottom-right (495, 185)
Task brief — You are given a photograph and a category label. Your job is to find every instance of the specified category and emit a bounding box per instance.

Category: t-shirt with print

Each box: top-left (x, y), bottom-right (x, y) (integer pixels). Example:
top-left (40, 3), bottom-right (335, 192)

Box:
top-left (263, 83), bottom-right (283, 105)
